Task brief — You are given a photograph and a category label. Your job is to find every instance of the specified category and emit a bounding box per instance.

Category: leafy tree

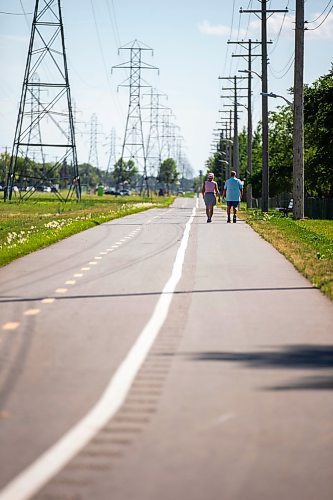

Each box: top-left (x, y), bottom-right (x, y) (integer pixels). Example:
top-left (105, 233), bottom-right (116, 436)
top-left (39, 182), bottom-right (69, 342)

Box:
top-left (158, 158), bottom-right (179, 192)
top-left (304, 65), bottom-right (333, 196)
top-left (113, 158), bottom-right (138, 188)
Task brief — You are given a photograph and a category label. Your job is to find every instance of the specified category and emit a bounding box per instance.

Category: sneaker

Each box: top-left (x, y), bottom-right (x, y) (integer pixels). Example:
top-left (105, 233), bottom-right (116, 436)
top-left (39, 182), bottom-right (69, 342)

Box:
top-left (233, 215), bottom-right (237, 223)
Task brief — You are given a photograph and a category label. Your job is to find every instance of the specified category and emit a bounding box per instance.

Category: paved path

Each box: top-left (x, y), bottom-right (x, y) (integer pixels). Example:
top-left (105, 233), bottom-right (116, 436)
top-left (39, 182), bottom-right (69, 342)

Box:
top-left (0, 197), bottom-right (332, 500)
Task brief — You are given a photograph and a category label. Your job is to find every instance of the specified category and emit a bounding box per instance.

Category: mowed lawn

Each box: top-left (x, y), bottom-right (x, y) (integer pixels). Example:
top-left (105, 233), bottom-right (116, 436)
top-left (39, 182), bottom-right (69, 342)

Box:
top-left (0, 193), bottom-right (174, 267)
top-left (242, 210), bottom-right (333, 301)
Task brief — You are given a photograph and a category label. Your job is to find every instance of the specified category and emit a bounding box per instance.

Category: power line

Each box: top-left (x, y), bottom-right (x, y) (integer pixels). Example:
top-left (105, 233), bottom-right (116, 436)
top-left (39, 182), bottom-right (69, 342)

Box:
top-left (306, 0), bottom-right (332, 23)
top-left (0, 11), bottom-right (33, 15)
top-left (307, 3), bottom-right (333, 30)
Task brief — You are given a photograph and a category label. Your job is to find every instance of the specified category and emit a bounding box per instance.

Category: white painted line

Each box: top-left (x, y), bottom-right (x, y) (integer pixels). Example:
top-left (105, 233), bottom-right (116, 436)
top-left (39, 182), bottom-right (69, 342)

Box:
top-left (106, 248), bottom-right (113, 251)
top-left (65, 280), bottom-right (76, 285)
top-left (41, 298), bottom-right (55, 305)
top-left (73, 274), bottom-right (83, 278)
top-left (24, 309), bottom-right (40, 317)
top-left (81, 267), bottom-right (90, 271)
top-left (0, 205), bottom-right (197, 500)
top-left (89, 262), bottom-right (97, 265)
top-left (2, 322), bottom-right (20, 331)
top-left (100, 252), bottom-right (107, 255)
top-left (55, 288), bottom-right (67, 294)
top-left (94, 256), bottom-right (102, 260)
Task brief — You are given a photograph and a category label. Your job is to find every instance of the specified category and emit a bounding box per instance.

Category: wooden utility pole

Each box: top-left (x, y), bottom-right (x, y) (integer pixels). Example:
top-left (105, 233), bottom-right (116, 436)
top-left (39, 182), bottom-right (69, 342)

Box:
top-left (241, 2), bottom-right (288, 212)
top-left (229, 39), bottom-right (262, 208)
top-left (293, 0), bottom-right (304, 219)
top-left (219, 76), bottom-right (247, 177)
top-left (261, 1), bottom-right (269, 212)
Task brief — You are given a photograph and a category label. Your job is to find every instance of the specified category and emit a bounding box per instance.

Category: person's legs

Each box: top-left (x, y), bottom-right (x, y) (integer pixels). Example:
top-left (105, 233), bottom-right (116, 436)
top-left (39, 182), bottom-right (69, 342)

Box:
top-left (233, 202), bottom-right (239, 222)
top-left (227, 203), bottom-right (231, 222)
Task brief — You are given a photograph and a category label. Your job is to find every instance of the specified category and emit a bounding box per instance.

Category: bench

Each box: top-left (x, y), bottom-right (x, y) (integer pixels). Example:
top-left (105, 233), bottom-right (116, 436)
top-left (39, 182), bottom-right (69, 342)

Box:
top-left (276, 198), bottom-right (293, 217)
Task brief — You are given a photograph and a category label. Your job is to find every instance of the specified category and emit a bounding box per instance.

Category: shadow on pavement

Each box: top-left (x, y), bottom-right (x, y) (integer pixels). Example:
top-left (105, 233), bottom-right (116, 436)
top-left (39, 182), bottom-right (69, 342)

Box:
top-left (183, 345), bottom-right (333, 391)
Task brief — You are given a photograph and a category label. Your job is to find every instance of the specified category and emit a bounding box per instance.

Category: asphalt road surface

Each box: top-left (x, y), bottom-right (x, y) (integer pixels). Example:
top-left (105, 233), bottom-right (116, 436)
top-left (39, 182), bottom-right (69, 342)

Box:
top-left (0, 196), bottom-right (332, 500)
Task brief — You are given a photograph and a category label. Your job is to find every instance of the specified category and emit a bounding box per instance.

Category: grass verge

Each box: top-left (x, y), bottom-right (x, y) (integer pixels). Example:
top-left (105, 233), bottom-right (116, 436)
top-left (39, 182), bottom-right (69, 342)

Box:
top-left (240, 209), bottom-right (333, 300)
top-left (0, 194), bottom-right (174, 267)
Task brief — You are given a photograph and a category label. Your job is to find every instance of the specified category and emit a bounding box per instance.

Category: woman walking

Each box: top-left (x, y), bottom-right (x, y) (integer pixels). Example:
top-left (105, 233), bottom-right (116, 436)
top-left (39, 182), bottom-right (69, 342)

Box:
top-left (202, 172), bottom-right (220, 223)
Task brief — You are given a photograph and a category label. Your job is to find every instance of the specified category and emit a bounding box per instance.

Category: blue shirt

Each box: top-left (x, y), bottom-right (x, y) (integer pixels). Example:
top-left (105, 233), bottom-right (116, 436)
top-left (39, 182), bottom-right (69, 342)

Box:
top-left (224, 177), bottom-right (243, 201)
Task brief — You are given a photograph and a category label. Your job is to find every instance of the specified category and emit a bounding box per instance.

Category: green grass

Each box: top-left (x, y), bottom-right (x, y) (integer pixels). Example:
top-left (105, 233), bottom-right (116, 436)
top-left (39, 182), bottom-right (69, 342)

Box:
top-left (0, 194), bottom-right (174, 267)
top-left (241, 209), bottom-right (333, 300)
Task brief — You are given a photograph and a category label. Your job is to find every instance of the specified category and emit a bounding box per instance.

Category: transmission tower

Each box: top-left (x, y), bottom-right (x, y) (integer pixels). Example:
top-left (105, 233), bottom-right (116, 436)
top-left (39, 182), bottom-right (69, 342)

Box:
top-left (88, 113), bottom-right (100, 169)
top-left (112, 39), bottom-right (158, 195)
top-left (5, 0), bottom-right (80, 202)
top-left (144, 90), bottom-right (168, 179)
top-left (23, 72), bottom-right (46, 192)
top-left (106, 128), bottom-right (117, 174)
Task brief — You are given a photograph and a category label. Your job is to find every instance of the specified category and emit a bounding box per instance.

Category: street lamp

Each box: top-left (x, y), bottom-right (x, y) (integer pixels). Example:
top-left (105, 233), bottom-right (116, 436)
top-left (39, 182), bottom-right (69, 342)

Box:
top-left (261, 92), bottom-right (293, 107)
top-left (238, 69), bottom-right (262, 80)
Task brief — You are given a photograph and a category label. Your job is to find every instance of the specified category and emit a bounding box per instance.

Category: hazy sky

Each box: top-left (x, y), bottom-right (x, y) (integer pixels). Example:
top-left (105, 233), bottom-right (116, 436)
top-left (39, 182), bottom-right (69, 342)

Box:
top-left (0, 0), bottom-right (332, 175)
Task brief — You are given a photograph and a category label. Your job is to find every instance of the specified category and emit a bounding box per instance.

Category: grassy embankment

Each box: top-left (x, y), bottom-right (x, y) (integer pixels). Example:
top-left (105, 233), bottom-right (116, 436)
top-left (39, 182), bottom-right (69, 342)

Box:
top-left (239, 208), bottom-right (333, 300)
top-left (0, 193), bottom-right (174, 267)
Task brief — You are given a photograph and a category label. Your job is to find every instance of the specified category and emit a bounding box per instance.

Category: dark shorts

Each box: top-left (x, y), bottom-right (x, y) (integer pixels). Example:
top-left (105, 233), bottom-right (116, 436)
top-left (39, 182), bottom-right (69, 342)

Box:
top-left (227, 201), bottom-right (239, 207)
top-left (204, 192), bottom-right (216, 206)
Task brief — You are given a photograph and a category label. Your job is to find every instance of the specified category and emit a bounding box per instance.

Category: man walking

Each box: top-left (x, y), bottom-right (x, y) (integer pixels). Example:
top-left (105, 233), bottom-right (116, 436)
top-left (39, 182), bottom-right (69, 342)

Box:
top-left (223, 170), bottom-right (243, 223)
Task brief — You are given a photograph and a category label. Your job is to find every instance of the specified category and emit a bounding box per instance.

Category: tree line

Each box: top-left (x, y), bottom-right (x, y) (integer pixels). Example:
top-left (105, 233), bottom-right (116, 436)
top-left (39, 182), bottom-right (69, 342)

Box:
top-left (206, 65), bottom-right (333, 198)
top-left (0, 152), bottom-right (181, 194)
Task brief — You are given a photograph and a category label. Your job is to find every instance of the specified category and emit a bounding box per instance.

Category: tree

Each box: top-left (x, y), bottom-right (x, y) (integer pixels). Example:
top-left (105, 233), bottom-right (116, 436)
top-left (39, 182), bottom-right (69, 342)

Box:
top-left (304, 65), bottom-right (333, 196)
top-left (158, 158), bottom-right (179, 193)
top-left (113, 158), bottom-right (138, 188)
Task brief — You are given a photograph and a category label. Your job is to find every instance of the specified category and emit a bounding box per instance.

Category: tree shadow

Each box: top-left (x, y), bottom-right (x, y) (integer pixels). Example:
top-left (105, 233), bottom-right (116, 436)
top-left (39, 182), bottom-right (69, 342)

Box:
top-left (187, 345), bottom-right (333, 391)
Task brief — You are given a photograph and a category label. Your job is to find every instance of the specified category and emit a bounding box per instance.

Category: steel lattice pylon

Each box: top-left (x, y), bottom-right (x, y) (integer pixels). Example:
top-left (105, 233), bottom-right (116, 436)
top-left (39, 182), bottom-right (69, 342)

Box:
top-left (5, 0), bottom-right (80, 202)
top-left (112, 40), bottom-right (158, 195)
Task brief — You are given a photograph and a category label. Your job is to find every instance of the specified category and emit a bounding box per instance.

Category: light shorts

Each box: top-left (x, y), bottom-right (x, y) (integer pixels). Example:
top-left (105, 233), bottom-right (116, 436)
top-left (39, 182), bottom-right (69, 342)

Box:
top-left (204, 192), bottom-right (216, 206)
top-left (227, 201), bottom-right (239, 207)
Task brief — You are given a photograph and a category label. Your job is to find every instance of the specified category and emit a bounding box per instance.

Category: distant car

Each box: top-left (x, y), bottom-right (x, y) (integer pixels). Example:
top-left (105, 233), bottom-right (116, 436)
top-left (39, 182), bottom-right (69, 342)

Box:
top-left (177, 190), bottom-right (185, 196)
top-left (26, 186), bottom-right (35, 192)
top-left (120, 189), bottom-right (131, 196)
top-left (105, 188), bottom-right (121, 195)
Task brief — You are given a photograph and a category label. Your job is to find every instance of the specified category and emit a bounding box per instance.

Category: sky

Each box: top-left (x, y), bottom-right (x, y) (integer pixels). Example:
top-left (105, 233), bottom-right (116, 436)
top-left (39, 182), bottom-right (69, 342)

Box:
top-left (0, 0), bottom-right (332, 177)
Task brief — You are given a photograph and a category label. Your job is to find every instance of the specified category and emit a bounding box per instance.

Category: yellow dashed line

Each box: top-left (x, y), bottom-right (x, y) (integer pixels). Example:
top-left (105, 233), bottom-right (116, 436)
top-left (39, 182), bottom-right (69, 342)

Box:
top-left (41, 298), bottom-right (55, 304)
top-left (24, 309), bottom-right (41, 316)
top-left (2, 322), bottom-right (20, 331)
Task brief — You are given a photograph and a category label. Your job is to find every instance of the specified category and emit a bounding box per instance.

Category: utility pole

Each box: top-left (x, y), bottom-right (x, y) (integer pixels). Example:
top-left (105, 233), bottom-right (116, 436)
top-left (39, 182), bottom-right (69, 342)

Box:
top-left (112, 40), bottom-right (158, 195)
top-left (293, 0), bottom-right (304, 219)
top-left (5, 0), bottom-right (80, 202)
top-left (241, 1), bottom-right (288, 212)
top-left (219, 76), bottom-right (247, 177)
top-left (229, 39), bottom-right (262, 208)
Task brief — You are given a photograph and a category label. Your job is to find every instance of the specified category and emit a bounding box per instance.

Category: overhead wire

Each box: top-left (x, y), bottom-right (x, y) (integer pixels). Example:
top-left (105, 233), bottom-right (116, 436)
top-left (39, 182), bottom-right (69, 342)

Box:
top-left (222, 0), bottom-right (236, 75)
top-left (268, 0), bottom-right (290, 55)
top-left (89, 0), bottom-right (123, 120)
top-left (306, 0), bottom-right (332, 24)
top-left (307, 3), bottom-right (333, 30)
